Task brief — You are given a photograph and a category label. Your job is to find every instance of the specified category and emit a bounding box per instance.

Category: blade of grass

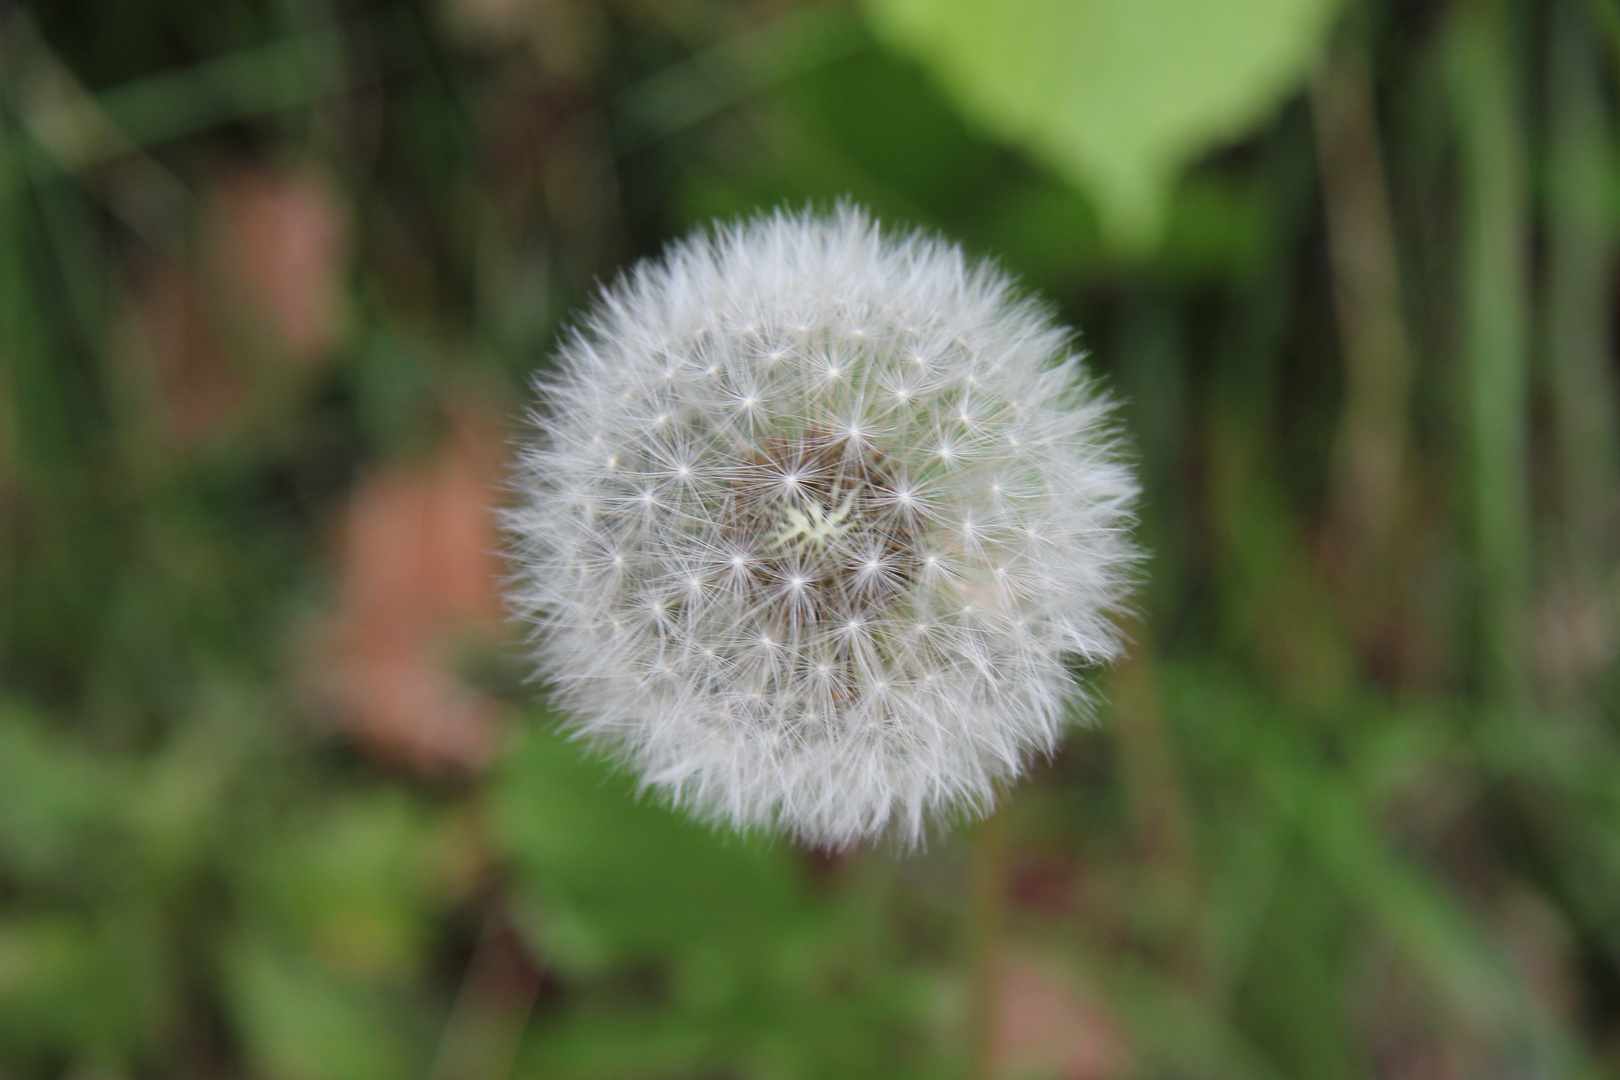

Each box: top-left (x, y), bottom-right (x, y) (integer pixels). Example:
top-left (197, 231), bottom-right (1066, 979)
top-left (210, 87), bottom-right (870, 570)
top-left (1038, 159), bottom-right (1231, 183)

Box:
top-left (608, 2), bottom-right (869, 158)
top-left (0, 10), bottom-right (191, 240)
top-left (1447, 0), bottom-right (1532, 704)
top-left (52, 31), bottom-right (344, 165)
top-left (1546, 1), bottom-right (1619, 571)
top-left (1311, 23), bottom-right (1413, 587)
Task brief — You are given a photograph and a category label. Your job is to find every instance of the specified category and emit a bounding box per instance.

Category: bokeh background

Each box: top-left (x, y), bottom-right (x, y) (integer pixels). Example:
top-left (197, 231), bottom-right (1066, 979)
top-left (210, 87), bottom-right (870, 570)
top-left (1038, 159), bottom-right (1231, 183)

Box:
top-left (3, 0), bottom-right (1619, 1076)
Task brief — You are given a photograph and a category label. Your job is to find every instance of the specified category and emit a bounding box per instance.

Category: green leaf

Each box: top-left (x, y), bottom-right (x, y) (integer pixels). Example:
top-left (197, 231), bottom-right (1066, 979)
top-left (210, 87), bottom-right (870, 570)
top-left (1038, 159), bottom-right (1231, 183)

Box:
top-left (863, 0), bottom-right (1344, 249)
top-left (489, 717), bottom-right (809, 974)
top-left (224, 938), bottom-right (418, 1080)
top-left (233, 791), bottom-right (444, 982)
top-left (0, 703), bottom-right (121, 883)
top-left (0, 916), bottom-right (143, 1064)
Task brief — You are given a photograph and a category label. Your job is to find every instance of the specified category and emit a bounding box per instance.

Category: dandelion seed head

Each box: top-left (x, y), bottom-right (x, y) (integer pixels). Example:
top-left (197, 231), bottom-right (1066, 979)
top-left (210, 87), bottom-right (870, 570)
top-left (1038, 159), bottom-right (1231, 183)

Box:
top-left (507, 207), bottom-right (1138, 848)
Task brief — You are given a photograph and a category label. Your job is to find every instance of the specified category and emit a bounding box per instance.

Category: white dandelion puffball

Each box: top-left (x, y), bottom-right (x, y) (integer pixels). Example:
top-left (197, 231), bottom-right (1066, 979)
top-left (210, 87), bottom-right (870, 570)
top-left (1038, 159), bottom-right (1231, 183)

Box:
top-left (507, 207), bottom-right (1138, 848)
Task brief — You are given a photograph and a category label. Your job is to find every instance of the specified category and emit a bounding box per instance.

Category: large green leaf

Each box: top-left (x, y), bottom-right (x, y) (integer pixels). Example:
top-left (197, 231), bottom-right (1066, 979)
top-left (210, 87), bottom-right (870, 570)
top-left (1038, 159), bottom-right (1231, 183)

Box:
top-left (489, 717), bottom-right (810, 974)
top-left (864, 0), bottom-right (1343, 249)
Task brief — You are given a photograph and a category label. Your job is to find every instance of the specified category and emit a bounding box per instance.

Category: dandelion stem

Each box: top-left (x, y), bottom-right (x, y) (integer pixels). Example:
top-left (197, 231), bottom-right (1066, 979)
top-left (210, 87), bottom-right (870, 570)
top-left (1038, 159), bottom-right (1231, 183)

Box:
top-left (966, 803), bottom-right (1008, 1080)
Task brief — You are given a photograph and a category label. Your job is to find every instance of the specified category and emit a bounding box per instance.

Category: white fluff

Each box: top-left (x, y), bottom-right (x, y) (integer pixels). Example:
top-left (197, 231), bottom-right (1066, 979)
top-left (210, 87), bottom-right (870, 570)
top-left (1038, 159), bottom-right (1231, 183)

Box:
top-left (506, 207), bottom-right (1138, 848)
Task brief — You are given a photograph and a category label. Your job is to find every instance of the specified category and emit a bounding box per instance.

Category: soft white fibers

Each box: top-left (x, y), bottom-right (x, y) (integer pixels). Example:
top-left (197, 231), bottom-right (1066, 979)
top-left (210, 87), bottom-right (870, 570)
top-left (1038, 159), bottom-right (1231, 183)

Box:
top-left (506, 207), bottom-right (1138, 848)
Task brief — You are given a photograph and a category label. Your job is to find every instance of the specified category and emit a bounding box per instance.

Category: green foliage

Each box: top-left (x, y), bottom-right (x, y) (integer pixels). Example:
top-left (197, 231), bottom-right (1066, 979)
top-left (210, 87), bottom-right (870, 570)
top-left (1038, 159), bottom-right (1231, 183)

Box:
top-left (495, 720), bottom-right (940, 1079)
top-left (864, 0), bottom-right (1345, 248)
top-left (225, 938), bottom-right (419, 1080)
top-left (0, 915), bottom-right (145, 1065)
top-left (0, 705), bottom-right (123, 884)
top-left (493, 720), bottom-right (811, 972)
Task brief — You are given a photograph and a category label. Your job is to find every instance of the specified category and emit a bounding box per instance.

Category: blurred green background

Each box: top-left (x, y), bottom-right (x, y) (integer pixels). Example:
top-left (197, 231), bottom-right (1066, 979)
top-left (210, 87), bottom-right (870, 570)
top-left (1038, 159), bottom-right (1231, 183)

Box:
top-left (3, 0), bottom-right (1619, 1076)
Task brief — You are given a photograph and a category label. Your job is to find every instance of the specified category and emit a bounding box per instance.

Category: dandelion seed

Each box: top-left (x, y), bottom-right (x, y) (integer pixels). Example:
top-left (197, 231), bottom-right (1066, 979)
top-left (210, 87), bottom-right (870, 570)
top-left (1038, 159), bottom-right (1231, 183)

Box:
top-left (507, 207), bottom-right (1138, 848)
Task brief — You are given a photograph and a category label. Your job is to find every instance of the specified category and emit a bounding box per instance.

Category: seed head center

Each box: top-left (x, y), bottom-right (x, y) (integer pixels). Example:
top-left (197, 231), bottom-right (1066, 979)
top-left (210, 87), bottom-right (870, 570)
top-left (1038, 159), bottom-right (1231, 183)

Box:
top-left (767, 485), bottom-right (862, 553)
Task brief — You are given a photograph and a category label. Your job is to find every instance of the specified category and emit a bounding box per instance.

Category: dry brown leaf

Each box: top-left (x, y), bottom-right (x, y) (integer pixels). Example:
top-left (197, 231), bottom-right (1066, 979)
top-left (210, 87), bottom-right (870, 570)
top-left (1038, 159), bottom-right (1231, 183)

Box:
top-left (324, 403), bottom-right (509, 775)
top-left (992, 952), bottom-right (1129, 1080)
top-left (208, 163), bottom-right (351, 362)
